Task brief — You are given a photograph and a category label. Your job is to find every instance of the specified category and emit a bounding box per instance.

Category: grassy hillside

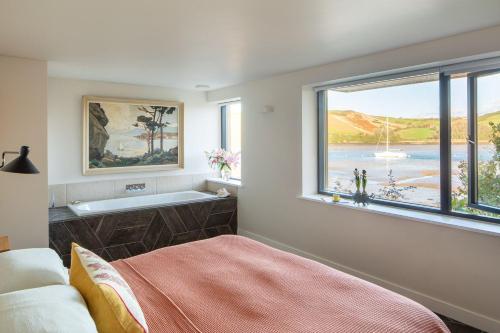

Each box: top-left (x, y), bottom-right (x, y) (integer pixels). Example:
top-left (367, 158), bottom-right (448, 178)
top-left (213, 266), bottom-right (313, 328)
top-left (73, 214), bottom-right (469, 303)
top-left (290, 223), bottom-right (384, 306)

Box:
top-left (327, 110), bottom-right (500, 144)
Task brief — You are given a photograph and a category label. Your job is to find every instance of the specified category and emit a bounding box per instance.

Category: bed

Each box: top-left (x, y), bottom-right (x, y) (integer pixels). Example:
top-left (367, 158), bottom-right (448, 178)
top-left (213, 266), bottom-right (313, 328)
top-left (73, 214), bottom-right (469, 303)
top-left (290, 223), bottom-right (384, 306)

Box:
top-left (112, 235), bottom-right (449, 333)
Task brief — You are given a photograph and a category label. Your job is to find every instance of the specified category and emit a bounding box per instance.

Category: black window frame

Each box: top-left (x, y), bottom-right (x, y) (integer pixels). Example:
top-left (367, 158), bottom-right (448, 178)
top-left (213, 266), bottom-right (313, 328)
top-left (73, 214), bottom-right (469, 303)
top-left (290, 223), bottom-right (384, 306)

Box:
top-left (467, 69), bottom-right (500, 215)
top-left (220, 100), bottom-right (242, 180)
top-left (221, 104), bottom-right (228, 150)
top-left (317, 64), bottom-right (500, 224)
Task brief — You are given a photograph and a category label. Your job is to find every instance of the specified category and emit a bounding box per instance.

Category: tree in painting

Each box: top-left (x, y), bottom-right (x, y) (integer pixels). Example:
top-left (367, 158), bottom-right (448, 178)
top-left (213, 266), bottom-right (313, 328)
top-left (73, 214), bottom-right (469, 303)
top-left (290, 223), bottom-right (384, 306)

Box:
top-left (133, 114), bottom-right (154, 154)
top-left (134, 106), bottom-right (177, 154)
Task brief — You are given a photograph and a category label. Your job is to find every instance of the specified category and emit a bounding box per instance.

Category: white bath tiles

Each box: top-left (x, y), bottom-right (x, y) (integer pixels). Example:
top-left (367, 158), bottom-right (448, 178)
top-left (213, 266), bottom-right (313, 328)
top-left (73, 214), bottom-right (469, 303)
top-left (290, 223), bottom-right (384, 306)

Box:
top-left (48, 184), bottom-right (67, 208)
top-left (59, 174), bottom-right (216, 205)
top-left (66, 180), bottom-right (115, 203)
top-left (156, 175), bottom-right (193, 193)
top-left (192, 173), bottom-right (209, 191)
top-left (113, 177), bottom-right (157, 198)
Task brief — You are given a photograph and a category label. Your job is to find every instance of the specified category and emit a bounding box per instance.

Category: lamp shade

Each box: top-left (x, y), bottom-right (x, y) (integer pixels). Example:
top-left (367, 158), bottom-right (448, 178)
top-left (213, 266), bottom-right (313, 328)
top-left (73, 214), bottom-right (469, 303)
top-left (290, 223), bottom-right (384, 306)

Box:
top-left (1, 146), bottom-right (40, 174)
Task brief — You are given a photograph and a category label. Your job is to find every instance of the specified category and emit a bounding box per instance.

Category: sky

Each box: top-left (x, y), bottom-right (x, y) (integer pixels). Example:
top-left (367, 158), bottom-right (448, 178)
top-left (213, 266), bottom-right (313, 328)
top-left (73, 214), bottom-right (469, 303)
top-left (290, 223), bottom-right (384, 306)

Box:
top-left (328, 73), bottom-right (500, 118)
top-left (102, 102), bottom-right (178, 134)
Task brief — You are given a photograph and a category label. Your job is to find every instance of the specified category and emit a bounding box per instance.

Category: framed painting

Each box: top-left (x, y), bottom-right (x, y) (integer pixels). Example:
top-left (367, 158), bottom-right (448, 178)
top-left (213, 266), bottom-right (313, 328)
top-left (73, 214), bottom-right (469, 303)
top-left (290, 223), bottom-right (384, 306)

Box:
top-left (82, 96), bottom-right (184, 175)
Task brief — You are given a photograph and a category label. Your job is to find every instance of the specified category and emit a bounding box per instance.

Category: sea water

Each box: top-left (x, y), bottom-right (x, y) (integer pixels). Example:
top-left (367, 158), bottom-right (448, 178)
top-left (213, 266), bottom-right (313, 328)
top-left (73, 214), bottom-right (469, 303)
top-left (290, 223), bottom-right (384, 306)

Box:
top-left (327, 144), bottom-right (494, 207)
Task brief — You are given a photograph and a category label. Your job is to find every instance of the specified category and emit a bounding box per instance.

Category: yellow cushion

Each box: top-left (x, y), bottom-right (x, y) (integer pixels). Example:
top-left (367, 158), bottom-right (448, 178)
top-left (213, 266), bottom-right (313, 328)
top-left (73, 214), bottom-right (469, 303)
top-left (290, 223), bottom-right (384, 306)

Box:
top-left (69, 243), bottom-right (148, 333)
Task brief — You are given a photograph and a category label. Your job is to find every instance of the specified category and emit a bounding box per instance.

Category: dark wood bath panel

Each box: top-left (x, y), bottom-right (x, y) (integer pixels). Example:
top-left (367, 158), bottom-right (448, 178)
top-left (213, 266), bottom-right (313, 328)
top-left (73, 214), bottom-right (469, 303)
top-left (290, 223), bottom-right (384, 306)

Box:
top-left (49, 196), bottom-right (237, 267)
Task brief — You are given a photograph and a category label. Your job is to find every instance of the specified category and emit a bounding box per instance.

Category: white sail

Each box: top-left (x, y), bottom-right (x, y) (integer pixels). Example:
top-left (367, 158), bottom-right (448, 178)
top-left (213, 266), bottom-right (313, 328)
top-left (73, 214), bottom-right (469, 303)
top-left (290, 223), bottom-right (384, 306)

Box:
top-left (374, 117), bottom-right (408, 159)
top-left (374, 150), bottom-right (408, 159)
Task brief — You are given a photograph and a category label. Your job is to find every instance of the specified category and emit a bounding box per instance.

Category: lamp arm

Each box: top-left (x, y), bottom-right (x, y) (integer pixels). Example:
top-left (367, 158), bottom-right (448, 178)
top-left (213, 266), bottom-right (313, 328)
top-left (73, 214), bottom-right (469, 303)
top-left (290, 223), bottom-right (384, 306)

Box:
top-left (0, 151), bottom-right (20, 168)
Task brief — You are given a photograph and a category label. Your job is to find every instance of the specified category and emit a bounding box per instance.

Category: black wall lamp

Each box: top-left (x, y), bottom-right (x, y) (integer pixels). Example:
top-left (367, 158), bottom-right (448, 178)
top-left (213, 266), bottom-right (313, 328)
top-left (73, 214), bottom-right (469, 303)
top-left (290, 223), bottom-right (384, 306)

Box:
top-left (0, 146), bottom-right (39, 174)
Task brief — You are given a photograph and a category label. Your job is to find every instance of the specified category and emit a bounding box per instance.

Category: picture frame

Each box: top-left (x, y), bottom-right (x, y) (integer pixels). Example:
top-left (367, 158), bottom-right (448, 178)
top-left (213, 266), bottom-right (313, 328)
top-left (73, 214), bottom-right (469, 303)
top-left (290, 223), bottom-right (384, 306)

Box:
top-left (82, 96), bottom-right (184, 175)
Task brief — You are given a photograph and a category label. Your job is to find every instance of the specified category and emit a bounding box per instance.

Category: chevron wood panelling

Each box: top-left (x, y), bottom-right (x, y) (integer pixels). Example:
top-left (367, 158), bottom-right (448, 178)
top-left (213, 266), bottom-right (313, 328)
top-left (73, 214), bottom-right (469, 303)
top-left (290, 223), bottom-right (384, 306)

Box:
top-left (49, 197), bottom-right (237, 267)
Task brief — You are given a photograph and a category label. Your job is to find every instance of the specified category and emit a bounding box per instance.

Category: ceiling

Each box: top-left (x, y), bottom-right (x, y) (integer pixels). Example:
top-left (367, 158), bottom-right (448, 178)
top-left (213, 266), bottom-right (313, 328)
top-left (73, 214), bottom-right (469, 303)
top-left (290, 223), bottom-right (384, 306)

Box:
top-left (1, 0), bottom-right (500, 90)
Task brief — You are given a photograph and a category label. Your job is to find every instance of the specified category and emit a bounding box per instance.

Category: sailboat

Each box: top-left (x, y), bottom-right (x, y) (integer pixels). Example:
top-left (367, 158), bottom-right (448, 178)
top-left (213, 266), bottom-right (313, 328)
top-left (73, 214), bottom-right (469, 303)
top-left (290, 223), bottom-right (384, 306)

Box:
top-left (374, 117), bottom-right (408, 159)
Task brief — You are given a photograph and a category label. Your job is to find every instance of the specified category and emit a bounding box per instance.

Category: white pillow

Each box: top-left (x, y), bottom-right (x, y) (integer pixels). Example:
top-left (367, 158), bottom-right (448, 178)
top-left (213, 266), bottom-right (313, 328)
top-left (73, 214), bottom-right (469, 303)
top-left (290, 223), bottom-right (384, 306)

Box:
top-left (0, 248), bottom-right (68, 293)
top-left (0, 285), bottom-right (97, 333)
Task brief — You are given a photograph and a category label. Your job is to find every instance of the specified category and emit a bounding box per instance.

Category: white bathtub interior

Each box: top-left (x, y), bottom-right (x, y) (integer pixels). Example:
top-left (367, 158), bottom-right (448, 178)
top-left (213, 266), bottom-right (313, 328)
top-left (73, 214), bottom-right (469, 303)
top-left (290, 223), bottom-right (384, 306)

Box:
top-left (68, 190), bottom-right (217, 216)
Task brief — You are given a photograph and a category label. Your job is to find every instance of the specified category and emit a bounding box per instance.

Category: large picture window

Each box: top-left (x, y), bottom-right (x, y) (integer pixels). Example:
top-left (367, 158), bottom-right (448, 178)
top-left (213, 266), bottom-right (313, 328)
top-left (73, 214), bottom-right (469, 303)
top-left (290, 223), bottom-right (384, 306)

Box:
top-left (221, 101), bottom-right (242, 180)
top-left (318, 59), bottom-right (500, 222)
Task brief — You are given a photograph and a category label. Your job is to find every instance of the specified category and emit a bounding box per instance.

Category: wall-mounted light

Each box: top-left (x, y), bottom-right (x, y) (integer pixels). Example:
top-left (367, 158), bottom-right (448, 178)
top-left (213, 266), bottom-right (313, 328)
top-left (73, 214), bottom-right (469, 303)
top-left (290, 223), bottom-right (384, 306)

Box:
top-left (0, 146), bottom-right (39, 174)
top-left (262, 105), bottom-right (274, 113)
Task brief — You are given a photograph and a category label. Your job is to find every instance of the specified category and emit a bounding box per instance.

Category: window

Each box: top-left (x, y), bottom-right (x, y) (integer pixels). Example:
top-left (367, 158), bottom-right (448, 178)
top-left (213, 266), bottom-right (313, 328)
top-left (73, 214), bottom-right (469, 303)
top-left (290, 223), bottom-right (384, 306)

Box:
top-left (221, 101), bottom-right (242, 179)
top-left (323, 74), bottom-right (441, 208)
top-left (450, 72), bottom-right (500, 219)
top-left (318, 59), bottom-right (500, 222)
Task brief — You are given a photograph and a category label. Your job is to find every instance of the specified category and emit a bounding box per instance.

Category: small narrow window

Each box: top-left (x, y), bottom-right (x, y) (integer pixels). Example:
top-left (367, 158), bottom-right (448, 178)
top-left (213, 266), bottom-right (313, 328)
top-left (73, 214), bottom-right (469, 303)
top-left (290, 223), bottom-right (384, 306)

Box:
top-left (221, 101), bottom-right (242, 180)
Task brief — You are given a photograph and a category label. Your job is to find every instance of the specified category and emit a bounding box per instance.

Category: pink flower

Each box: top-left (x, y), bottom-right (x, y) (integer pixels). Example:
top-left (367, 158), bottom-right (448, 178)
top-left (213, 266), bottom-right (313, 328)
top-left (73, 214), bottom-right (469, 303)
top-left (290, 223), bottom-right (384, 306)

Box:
top-left (206, 149), bottom-right (240, 170)
top-left (95, 273), bottom-right (112, 279)
top-left (225, 152), bottom-right (240, 167)
top-left (87, 263), bottom-right (105, 271)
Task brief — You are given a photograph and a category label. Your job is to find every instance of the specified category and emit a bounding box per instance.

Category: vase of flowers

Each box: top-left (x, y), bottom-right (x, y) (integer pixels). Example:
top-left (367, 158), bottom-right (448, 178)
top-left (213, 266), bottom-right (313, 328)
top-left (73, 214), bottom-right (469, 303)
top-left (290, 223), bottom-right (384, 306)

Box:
top-left (206, 149), bottom-right (240, 181)
top-left (353, 168), bottom-right (362, 203)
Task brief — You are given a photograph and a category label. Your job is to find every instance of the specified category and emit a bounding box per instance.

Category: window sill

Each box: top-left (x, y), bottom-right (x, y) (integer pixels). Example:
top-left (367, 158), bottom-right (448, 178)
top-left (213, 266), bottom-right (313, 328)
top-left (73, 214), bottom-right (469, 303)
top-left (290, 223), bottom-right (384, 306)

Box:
top-left (207, 177), bottom-right (242, 188)
top-left (298, 194), bottom-right (500, 237)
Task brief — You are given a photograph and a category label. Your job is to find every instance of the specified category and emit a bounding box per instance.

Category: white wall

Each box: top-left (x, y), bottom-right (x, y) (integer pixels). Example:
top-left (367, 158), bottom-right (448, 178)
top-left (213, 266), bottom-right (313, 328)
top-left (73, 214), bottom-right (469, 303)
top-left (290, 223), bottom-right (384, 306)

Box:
top-left (48, 77), bottom-right (219, 185)
top-left (208, 26), bottom-right (500, 332)
top-left (0, 56), bottom-right (48, 249)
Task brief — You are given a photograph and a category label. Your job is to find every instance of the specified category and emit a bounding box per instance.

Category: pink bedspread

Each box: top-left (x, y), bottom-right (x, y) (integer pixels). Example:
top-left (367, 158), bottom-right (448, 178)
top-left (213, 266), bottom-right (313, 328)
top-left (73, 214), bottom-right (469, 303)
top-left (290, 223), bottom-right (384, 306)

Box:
top-left (112, 235), bottom-right (449, 333)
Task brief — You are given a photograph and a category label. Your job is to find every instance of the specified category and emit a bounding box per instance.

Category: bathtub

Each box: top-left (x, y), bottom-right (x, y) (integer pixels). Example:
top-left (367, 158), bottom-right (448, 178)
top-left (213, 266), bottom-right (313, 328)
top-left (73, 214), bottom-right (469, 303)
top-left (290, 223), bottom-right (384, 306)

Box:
top-left (68, 190), bottom-right (217, 217)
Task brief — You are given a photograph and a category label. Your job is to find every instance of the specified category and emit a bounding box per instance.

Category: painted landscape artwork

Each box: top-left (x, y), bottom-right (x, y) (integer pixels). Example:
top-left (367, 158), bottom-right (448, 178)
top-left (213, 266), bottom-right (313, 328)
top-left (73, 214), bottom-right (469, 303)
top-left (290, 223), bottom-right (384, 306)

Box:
top-left (83, 97), bottom-right (183, 175)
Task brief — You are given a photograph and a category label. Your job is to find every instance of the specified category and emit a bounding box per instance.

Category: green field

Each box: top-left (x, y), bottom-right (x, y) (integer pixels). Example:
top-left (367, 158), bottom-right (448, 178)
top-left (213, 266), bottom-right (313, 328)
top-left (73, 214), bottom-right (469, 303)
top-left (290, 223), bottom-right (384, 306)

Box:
top-left (327, 110), bottom-right (500, 144)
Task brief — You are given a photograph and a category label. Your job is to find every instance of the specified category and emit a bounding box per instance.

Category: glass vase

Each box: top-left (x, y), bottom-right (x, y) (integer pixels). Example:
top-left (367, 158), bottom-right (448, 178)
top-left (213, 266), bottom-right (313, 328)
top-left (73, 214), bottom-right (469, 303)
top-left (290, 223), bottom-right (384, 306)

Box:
top-left (220, 167), bottom-right (231, 181)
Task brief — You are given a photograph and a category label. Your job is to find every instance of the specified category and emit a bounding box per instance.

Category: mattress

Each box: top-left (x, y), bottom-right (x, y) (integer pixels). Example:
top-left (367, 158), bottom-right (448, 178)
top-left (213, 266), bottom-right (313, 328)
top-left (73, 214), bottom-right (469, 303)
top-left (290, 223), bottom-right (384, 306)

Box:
top-left (112, 235), bottom-right (449, 333)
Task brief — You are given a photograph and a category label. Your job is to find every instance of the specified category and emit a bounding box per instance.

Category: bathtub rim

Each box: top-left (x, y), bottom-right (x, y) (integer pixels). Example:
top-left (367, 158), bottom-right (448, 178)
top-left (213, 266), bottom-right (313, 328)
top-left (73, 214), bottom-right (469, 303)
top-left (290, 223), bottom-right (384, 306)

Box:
top-left (66, 190), bottom-right (222, 217)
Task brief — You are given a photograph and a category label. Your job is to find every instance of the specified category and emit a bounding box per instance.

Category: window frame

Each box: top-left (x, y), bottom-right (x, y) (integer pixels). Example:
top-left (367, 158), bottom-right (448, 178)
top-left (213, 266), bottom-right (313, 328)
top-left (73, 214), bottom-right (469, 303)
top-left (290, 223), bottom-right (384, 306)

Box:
top-left (317, 60), bottom-right (500, 224)
top-left (220, 104), bottom-right (228, 150)
top-left (220, 100), bottom-right (242, 180)
top-left (467, 68), bottom-right (500, 215)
